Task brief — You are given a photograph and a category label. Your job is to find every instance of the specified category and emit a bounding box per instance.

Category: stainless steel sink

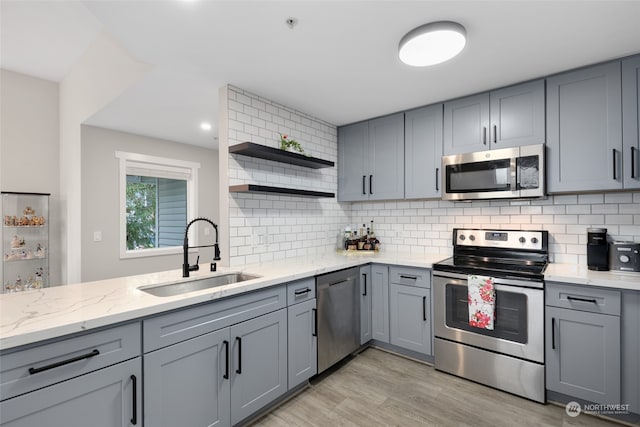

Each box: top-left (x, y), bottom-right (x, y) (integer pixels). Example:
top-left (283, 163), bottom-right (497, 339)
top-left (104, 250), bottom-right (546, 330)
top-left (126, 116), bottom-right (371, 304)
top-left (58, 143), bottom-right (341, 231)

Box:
top-left (138, 273), bottom-right (261, 297)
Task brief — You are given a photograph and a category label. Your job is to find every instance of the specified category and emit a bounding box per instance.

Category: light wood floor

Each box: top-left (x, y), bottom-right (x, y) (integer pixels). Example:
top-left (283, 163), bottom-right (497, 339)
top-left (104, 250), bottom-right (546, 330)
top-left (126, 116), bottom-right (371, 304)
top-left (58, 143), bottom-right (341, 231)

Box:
top-left (252, 347), bottom-right (623, 427)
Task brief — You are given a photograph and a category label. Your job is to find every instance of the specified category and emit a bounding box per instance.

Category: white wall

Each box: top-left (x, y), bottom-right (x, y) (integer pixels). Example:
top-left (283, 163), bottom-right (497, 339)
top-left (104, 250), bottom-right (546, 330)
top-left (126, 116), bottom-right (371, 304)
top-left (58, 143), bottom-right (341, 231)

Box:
top-left (221, 86), bottom-right (350, 266)
top-left (0, 69), bottom-right (62, 285)
top-left (350, 192), bottom-right (640, 265)
top-left (81, 125), bottom-right (219, 282)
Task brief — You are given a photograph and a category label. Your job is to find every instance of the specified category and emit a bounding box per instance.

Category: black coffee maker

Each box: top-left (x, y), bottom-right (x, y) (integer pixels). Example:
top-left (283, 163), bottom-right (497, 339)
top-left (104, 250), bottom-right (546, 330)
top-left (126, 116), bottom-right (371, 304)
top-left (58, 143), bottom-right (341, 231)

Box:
top-left (587, 228), bottom-right (609, 271)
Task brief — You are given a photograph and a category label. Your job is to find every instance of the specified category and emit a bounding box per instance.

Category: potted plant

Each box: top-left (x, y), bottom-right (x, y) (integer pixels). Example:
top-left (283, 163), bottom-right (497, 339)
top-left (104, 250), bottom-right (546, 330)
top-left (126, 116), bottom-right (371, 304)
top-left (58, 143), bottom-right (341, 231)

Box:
top-left (279, 133), bottom-right (304, 154)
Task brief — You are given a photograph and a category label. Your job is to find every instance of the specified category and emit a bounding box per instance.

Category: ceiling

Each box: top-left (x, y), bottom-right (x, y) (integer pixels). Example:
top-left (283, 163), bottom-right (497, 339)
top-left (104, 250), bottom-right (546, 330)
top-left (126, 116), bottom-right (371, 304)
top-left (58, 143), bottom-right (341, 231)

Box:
top-left (2, 1), bottom-right (640, 150)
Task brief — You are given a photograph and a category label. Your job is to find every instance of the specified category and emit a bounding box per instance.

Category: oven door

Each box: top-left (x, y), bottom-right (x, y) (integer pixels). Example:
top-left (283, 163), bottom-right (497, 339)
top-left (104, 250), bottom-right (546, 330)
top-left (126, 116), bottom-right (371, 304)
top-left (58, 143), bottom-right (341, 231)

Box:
top-left (433, 271), bottom-right (544, 363)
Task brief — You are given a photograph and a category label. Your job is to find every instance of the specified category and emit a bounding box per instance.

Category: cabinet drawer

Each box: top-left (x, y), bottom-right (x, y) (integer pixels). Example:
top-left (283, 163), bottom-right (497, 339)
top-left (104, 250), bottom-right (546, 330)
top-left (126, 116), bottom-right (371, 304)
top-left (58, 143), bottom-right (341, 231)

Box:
top-left (0, 322), bottom-right (140, 401)
top-left (389, 266), bottom-right (431, 288)
top-left (546, 282), bottom-right (621, 315)
top-left (143, 285), bottom-right (286, 352)
top-left (287, 278), bottom-right (316, 305)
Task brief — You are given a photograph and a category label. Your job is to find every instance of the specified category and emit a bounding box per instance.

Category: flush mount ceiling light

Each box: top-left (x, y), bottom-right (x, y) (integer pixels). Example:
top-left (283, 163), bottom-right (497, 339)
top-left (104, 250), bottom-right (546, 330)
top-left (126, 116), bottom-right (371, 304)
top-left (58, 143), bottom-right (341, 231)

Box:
top-left (200, 122), bottom-right (212, 131)
top-left (398, 21), bottom-right (466, 67)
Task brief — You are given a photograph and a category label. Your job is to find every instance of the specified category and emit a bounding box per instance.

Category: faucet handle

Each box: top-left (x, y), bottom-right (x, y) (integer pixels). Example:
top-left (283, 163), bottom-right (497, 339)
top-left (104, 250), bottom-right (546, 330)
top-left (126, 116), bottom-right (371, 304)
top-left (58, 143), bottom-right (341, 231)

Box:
top-left (189, 256), bottom-right (200, 272)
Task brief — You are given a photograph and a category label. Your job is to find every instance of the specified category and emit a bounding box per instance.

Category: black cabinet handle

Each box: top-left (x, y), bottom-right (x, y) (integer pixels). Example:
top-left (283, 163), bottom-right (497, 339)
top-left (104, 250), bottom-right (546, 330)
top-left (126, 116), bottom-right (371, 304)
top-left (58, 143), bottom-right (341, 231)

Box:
top-left (483, 127), bottom-right (487, 145)
top-left (435, 168), bottom-right (439, 191)
top-left (493, 125), bottom-right (497, 143)
top-left (312, 308), bottom-right (317, 337)
top-left (632, 146), bottom-right (637, 179)
top-left (28, 349), bottom-right (99, 375)
top-left (422, 296), bottom-right (427, 321)
top-left (235, 337), bottom-right (242, 374)
top-left (223, 340), bottom-right (229, 380)
top-left (130, 374), bottom-right (138, 425)
top-left (613, 148), bottom-right (617, 180)
top-left (294, 288), bottom-right (311, 296)
top-left (567, 295), bottom-right (598, 304)
top-left (369, 175), bottom-right (373, 194)
top-left (400, 275), bottom-right (417, 280)
top-left (362, 273), bottom-right (367, 296)
top-left (551, 318), bottom-right (556, 350)
top-left (362, 175), bottom-right (366, 195)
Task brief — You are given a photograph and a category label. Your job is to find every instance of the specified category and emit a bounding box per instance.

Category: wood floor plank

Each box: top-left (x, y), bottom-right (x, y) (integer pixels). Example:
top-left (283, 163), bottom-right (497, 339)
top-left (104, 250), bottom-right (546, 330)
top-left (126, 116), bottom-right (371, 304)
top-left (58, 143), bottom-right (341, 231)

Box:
top-left (251, 348), bottom-right (624, 427)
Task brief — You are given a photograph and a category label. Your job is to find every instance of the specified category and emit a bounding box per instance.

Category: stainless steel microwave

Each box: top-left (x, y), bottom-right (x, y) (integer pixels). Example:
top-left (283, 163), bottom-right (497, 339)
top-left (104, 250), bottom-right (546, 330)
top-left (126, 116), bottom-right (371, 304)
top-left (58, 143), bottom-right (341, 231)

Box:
top-left (441, 144), bottom-right (545, 201)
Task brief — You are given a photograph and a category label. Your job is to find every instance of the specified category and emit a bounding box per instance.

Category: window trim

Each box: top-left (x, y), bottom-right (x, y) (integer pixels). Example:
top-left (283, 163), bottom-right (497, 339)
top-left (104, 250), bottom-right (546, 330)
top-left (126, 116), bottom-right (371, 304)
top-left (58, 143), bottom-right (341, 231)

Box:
top-left (116, 151), bottom-right (200, 259)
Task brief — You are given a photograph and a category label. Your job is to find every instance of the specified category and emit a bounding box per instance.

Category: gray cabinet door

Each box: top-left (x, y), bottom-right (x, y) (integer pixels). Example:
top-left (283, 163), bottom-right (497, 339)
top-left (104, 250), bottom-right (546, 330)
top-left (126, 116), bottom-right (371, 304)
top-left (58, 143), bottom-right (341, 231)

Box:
top-left (369, 113), bottom-right (405, 200)
top-left (371, 265), bottom-right (389, 343)
top-left (287, 298), bottom-right (317, 389)
top-left (359, 265), bottom-right (372, 344)
top-left (405, 105), bottom-right (444, 199)
top-left (338, 121), bottom-right (369, 201)
top-left (547, 62), bottom-right (623, 192)
top-left (623, 56), bottom-right (640, 189)
top-left (144, 329), bottom-right (230, 427)
top-left (546, 306), bottom-right (621, 404)
top-left (0, 358), bottom-right (141, 427)
top-left (622, 291), bottom-right (640, 415)
top-left (443, 92), bottom-right (490, 155)
top-left (490, 80), bottom-right (545, 149)
top-left (230, 308), bottom-right (287, 425)
top-left (389, 284), bottom-right (431, 355)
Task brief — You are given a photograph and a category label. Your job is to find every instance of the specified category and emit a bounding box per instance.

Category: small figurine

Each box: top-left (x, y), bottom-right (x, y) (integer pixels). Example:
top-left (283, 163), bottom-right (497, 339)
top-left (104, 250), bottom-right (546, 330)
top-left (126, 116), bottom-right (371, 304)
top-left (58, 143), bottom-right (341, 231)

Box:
top-left (14, 275), bottom-right (23, 292)
top-left (4, 281), bottom-right (14, 292)
top-left (4, 215), bottom-right (13, 226)
top-left (23, 206), bottom-right (35, 216)
top-left (10, 235), bottom-right (25, 248)
top-left (35, 243), bottom-right (45, 258)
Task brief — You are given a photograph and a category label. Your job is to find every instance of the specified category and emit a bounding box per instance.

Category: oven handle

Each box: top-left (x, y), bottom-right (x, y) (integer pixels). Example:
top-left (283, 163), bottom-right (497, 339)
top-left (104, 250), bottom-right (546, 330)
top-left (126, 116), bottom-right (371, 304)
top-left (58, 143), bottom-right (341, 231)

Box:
top-left (433, 271), bottom-right (544, 289)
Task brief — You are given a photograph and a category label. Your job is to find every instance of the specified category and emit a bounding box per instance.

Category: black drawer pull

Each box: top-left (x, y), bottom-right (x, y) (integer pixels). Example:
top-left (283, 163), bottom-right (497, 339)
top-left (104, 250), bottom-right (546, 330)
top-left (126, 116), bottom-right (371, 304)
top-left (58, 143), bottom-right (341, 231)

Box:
top-left (223, 340), bottom-right (229, 380)
top-left (312, 308), bottom-right (317, 337)
top-left (551, 318), bottom-right (556, 350)
top-left (567, 296), bottom-right (598, 304)
top-left (294, 288), bottom-right (311, 296)
top-left (28, 349), bottom-right (100, 375)
top-left (130, 374), bottom-right (138, 425)
top-left (362, 273), bottom-right (367, 296)
top-left (400, 275), bottom-right (418, 280)
top-left (235, 337), bottom-right (242, 374)
top-left (422, 296), bottom-right (427, 321)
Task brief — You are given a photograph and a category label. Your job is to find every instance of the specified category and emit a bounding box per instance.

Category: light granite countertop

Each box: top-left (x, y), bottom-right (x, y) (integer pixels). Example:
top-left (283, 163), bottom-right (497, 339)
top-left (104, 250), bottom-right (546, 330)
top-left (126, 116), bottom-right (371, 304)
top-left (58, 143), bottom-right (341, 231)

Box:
top-left (1, 251), bottom-right (638, 352)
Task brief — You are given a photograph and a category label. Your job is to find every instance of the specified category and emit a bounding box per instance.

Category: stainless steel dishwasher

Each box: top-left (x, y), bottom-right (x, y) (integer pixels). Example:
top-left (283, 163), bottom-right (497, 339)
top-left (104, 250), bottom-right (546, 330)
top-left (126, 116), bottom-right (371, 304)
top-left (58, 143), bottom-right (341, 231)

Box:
top-left (316, 267), bottom-right (360, 373)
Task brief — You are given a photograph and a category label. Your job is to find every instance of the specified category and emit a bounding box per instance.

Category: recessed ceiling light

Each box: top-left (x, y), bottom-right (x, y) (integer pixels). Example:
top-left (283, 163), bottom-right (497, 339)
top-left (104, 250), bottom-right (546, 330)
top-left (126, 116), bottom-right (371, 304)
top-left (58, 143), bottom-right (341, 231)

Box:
top-left (398, 21), bottom-right (466, 67)
top-left (200, 122), bottom-right (212, 131)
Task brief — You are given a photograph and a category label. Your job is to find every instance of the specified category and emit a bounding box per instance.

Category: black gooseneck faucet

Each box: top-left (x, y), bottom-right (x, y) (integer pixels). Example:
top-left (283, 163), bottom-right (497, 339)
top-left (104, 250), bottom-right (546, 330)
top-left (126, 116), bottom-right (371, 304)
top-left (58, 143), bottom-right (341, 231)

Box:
top-left (183, 217), bottom-right (221, 278)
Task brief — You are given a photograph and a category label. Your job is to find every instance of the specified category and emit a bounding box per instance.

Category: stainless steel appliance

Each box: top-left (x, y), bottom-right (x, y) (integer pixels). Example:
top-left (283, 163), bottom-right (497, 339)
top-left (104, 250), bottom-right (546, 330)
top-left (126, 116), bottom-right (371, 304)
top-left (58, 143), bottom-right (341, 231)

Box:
top-left (441, 144), bottom-right (545, 201)
top-left (587, 228), bottom-right (609, 271)
top-left (316, 267), bottom-right (360, 373)
top-left (609, 242), bottom-right (640, 272)
top-left (433, 228), bottom-right (549, 403)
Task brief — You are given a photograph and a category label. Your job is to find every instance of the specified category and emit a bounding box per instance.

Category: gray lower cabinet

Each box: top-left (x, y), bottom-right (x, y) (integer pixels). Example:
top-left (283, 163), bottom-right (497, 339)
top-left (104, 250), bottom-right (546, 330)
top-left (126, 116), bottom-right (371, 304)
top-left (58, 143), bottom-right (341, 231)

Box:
top-left (230, 308), bottom-right (287, 425)
top-left (546, 61), bottom-right (623, 192)
top-left (287, 298), bottom-right (317, 389)
top-left (623, 55), bottom-right (640, 189)
top-left (143, 329), bottom-right (230, 427)
top-left (371, 265), bottom-right (389, 343)
top-left (404, 105), bottom-right (443, 199)
top-left (360, 265), bottom-right (372, 344)
top-left (0, 357), bottom-right (141, 427)
top-left (545, 283), bottom-right (621, 404)
top-left (622, 291), bottom-right (640, 415)
top-left (389, 284), bottom-right (431, 355)
top-left (338, 113), bottom-right (404, 201)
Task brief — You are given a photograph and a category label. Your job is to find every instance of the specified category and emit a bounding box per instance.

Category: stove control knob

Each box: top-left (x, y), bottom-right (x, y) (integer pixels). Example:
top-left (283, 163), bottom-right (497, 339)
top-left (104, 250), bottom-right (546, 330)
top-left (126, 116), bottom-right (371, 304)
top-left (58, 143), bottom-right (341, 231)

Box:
top-left (469, 235), bottom-right (475, 241)
top-left (519, 237), bottom-right (526, 243)
top-left (459, 234), bottom-right (465, 241)
top-left (531, 237), bottom-right (539, 244)
top-left (619, 255), bottom-right (631, 263)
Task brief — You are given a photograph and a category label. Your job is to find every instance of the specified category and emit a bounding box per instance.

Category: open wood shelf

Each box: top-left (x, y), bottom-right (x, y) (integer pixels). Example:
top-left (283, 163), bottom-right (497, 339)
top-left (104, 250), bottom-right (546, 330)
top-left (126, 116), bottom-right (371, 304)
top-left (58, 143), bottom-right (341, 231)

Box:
top-left (229, 184), bottom-right (335, 198)
top-left (229, 142), bottom-right (334, 169)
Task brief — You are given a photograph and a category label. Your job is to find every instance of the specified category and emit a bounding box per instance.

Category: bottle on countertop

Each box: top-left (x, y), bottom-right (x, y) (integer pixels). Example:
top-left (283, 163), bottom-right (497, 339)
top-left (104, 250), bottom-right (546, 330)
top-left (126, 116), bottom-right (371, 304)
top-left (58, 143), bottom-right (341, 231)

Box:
top-left (369, 220), bottom-right (376, 238)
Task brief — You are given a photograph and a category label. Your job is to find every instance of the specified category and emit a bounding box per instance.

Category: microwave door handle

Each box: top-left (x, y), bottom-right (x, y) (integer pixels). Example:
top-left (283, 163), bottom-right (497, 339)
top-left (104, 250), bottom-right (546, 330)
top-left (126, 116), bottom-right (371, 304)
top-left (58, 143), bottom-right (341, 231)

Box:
top-left (511, 157), bottom-right (518, 193)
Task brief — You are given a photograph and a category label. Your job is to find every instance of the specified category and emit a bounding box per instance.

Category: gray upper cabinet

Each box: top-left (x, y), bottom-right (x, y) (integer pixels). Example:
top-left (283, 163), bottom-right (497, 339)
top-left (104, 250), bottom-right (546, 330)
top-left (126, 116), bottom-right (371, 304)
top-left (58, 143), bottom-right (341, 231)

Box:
top-left (287, 298), bottom-right (317, 389)
top-left (547, 62), bottom-right (623, 192)
top-left (338, 113), bottom-right (404, 201)
top-left (623, 56), bottom-right (640, 189)
top-left (443, 80), bottom-right (544, 156)
top-left (144, 329), bottom-right (230, 427)
top-left (371, 265), bottom-right (390, 343)
top-left (360, 265), bottom-right (372, 344)
top-left (405, 105), bottom-right (444, 199)
top-left (443, 92), bottom-right (490, 155)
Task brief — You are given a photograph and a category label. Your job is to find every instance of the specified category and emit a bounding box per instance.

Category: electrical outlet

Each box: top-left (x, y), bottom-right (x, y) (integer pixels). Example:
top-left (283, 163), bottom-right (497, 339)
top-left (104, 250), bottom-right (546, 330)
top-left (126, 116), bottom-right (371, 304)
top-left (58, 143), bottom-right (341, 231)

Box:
top-left (93, 231), bottom-right (102, 242)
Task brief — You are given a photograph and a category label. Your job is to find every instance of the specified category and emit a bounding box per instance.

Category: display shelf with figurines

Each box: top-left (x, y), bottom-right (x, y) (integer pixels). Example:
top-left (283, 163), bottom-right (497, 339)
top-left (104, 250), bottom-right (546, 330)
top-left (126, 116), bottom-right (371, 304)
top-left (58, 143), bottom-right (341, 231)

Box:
top-left (1, 192), bottom-right (50, 293)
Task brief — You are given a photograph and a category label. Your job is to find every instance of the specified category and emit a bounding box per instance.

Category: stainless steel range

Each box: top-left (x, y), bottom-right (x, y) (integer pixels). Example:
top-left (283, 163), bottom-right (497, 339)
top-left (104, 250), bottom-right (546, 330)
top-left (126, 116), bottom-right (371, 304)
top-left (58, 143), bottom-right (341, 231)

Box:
top-left (433, 228), bottom-right (549, 403)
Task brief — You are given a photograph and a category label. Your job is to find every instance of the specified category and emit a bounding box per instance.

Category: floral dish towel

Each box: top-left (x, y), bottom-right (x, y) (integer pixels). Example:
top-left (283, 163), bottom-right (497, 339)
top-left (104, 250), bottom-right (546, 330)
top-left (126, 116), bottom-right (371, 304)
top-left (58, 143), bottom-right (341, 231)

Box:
top-left (468, 275), bottom-right (495, 330)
